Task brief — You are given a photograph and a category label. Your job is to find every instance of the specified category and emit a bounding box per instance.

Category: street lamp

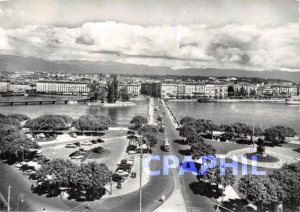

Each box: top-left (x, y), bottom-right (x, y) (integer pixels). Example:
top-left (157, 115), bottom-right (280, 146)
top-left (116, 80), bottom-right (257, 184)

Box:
top-left (7, 186), bottom-right (11, 212)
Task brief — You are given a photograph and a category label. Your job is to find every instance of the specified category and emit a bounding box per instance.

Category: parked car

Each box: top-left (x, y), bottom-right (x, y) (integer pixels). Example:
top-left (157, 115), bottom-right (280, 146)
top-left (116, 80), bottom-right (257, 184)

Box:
top-left (74, 142), bottom-right (81, 147)
top-left (90, 140), bottom-right (97, 144)
top-left (71, 155), bottom-right (84, 159)
top-left (65, 143), bottom-right (77, 148)
top-left (82, 141), bottom-right (93, 146)
top-left (115, 170), bottom-right (129, 177)
top-left (96, 138), bottom-right (104, 143)
top-left (70, 133), bottom-right (77, 138)
top-left (79, 147), bottom-right (90, 151)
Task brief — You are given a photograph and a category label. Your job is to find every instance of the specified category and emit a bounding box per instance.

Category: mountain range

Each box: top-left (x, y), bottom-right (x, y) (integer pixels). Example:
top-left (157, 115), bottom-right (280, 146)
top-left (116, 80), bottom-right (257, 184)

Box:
top-left (0, 55), bottom-right (299, 83)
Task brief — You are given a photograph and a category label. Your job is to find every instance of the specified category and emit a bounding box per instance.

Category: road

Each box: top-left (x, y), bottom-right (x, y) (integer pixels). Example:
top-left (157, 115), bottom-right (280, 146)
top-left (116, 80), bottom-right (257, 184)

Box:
top-left (159, 99), bottom-right (216, 212)
top-left (81, 101), bottom-right (175, 212)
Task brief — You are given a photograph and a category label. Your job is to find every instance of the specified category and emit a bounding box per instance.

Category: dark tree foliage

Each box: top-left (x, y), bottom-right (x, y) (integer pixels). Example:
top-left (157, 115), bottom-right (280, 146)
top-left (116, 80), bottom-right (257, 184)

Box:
top-left (0, 124), bottom-right (40, 162)
top-left (190, 142), bottom-right (216, 159)
top-left (7, 113), bottom-right (30, 122)
top-left (24, 115), bottom-right (72, 132)
top-left (264, 125), bottom-right (296, 145)
top-left (130, 115), bottom-right (148, 129)
top-left (72, 115), bottom-right (110, 133)
top-left (88, 81), bottom-right (107, 102)
top-left (138, 124), bottom-right (159, 147)
top-left (106, 75), bottom-right (119, 103)
top-left (36, 159), bottom-right (112, 200)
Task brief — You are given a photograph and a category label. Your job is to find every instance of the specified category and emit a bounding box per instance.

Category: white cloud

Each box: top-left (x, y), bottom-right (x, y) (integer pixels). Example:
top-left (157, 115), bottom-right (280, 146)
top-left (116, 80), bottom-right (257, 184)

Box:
top-left (0, 21), bottom-right (298, 71)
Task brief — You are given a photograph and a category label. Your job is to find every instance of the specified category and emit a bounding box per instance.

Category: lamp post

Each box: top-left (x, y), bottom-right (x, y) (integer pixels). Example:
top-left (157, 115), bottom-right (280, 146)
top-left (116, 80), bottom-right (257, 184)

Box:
top-left (139, 136), bottom-right (143, 212)
top-left (7, 186), bottom-right (11, 212)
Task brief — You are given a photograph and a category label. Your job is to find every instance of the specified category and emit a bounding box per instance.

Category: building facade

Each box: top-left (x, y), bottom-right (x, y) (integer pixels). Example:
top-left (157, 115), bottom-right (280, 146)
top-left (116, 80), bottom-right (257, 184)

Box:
top-left (36, 81), bottom-right (90, 95)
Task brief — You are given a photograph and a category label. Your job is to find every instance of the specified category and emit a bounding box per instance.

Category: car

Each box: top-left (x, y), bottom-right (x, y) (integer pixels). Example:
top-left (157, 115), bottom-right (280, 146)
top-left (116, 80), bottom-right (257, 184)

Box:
top-left (90, 140), bottom-right (97, 144)
top-left (79, 147), bottom-right (90, 151)
top-left (24, 170), bottom-right (36, 175)
top-left (97, 138), bottom-right (104, 143)
top-left (128, 150), bottom-right (136, 155)
top-left (71, 155), bottom-right (84, 159)
top-left (81, 141), bottom-right (93, 146)
top-left (65, 144), bottom-right (77, 148)
top-left (115, 170), bottom-right (129, 177)
top-left (70, 133), bottom-right (77, 138)
top-left (74, 142), bottom-right (81, 147)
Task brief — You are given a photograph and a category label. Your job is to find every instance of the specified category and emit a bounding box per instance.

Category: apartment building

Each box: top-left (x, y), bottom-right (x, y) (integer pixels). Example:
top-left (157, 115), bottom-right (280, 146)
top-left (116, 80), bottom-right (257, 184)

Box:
top-left (36, 81), bottom-right (90, 95)
top-left (0, 81), bottom-right (9, 92)
top-left (118, 82), bottom-right (141, 97)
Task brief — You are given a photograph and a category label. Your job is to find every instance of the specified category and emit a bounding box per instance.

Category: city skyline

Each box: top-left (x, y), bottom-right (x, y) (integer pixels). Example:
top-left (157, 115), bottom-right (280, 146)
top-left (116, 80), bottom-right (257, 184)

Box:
top-left (0, 0), bottom-right (299, 72)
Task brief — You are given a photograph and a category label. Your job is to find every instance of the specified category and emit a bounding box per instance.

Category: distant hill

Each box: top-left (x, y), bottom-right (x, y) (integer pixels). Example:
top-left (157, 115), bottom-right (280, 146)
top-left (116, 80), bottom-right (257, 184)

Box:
top-left (0, 55), bottom-right (299, 82)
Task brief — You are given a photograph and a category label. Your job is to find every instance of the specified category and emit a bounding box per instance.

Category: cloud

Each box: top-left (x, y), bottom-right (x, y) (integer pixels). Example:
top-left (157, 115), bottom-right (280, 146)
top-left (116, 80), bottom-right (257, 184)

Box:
top-left (0, 21), bottom-right (298, 71)
top-left (76, 34), bottom-right (95, 45)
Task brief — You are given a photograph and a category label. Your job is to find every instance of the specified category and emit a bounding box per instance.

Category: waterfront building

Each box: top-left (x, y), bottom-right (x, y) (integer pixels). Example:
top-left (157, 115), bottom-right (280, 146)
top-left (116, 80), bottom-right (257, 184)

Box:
top-left (271, 85), bottom-right (297, 97)
top-left (205, 84), bottom-right (216, 97)
top-left (161, 82), bottom-right (177, 98)
top-left (176, 83), bottom-right (186, 98)
top-left (8, 83), bottom-right (32, 93)
top-left (0, 80), bottom-right (9, 92)
top-left (215, 84), bottom-right (228, 99)
top-left (118, 82), bottom-right (141, 97)
top-left (36, 81), bottom-right (90, 95)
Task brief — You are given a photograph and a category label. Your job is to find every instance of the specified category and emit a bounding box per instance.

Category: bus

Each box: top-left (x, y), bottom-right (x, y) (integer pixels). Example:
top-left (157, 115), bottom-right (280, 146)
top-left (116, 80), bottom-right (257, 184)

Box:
top-left (163, 139), bottom-right (170, 152)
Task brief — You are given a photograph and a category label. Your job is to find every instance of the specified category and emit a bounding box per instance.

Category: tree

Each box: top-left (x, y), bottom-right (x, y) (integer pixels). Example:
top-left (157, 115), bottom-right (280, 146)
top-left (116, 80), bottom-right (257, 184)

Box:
top-left (88, 81), bottom-right (107, 102)
top-left (264, 126), bottom-right (296, 145)
top-left (72, 115), bottom-right (110, 134)
top-left (130, 115), bottom-right (148, 130)
top-left (271, 163), bottom-right (300, 210)
top-left (0, 114), bottom-right (22, 129)
top-left (24, 115), bottom-right (71, 132)
top-left (186, 132), bottom-right (204, 145)
top-left (0, 124), bottom-right (40, 162)
top-left (118, 87), bottom-right (130, 102)
top-left (190, 142), bottom-right (216, 159)
top-left (138, 125), bottom-right (159, 148)
top-left (238, 175), bottom-right (282, 212)
top-left (106, 75), bottom-right (118, 103)
top-left (7, 113), bottom-right (30, 122)
top-left (231, 122), bottom-right (249, 137)
top-left (198, 166), bottom-right (235, 202)
top-left (219, 124), bottom-right (235, 140)
top-left (179, 116), bottom-right (195, 125)
top-left (36, 159), bottom-right (112, 200)
top-left (179, 125), bottom-right (196, 141)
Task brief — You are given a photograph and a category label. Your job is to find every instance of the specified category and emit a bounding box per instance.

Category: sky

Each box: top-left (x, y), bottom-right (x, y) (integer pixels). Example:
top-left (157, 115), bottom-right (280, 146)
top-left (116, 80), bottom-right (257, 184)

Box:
top-left (0, 0), bottom-right (299, 72)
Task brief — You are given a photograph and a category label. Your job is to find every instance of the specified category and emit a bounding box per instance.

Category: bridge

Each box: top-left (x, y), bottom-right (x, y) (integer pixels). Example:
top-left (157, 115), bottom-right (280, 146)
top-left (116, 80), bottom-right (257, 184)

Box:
top-left (0, 98), bottom-right (89, 106)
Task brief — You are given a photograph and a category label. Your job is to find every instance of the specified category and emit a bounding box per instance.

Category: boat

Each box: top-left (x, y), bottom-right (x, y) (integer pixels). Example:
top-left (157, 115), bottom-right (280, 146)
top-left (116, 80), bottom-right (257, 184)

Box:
top-left (285, 96), bottom-right (300, 105)
top-left (197, 96), bottom-right (216, 102)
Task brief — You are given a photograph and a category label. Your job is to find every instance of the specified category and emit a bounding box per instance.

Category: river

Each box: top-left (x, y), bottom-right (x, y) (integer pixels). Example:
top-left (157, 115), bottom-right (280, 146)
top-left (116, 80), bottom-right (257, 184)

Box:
top-left (167, 101), bottom-right (300, 135)
top-left (0, 98), bottom-right (148, 127)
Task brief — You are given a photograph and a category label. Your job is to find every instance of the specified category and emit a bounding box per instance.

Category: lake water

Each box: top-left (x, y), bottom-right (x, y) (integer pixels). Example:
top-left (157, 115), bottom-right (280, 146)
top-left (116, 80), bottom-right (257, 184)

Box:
top-left (0, 98), bottom-right (149, 127)
top-left (167, 101), bottom-right (300, 135)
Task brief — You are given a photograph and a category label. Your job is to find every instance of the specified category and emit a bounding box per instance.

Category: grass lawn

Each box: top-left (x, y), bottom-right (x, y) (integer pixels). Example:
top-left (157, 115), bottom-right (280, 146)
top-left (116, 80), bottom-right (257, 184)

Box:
top-left (244, 153), bottom-right (279, 163)
top-left (204, 140), bottom-right (249, 154)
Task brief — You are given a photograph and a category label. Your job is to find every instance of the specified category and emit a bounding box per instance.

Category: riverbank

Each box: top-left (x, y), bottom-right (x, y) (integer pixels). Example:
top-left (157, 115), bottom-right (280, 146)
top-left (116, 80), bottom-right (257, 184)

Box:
top-left (166, 98), bottom-right (286, 103)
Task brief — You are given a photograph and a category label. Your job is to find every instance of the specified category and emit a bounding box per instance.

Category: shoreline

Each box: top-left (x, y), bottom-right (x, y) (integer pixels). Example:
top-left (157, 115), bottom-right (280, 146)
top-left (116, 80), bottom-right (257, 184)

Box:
top-left (167, 98), bottom-right (286, 103)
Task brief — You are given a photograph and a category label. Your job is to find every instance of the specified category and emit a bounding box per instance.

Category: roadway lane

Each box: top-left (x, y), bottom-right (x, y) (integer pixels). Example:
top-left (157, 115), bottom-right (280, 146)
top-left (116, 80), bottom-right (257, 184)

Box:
top-left (159, 99), bottom-right (216, 212)
top-left (84, 103), bottom-right (175, 212)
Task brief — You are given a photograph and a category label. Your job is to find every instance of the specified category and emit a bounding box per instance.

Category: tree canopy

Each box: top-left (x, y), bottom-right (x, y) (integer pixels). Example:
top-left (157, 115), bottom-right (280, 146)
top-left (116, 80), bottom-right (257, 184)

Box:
top-left (0, 123), bottom-right (40, 162)
top-left (72, 115), bottom-right (110, 133)
top-left (138, 124), bottom-right (159, 147)
top-left (36, 159), bottom-right (112, 200)
top-left (88, 81), bottom-right (107, 102)
top-left (190, 142), bottom-right (216, 159)
top-left (264, 125), bottom-right (296, 145)
top-left (24, 115), bottom-right (72, 132)
top-left (130, 115), bottom-right (148, 129)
